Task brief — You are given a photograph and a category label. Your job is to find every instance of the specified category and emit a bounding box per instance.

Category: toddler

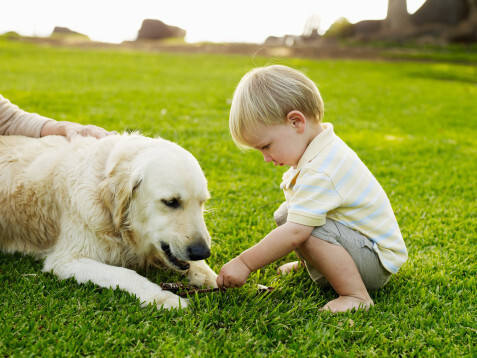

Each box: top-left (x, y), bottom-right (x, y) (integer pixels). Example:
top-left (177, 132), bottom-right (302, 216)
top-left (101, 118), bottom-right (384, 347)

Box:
top-left (216, 65), bottom-right (407, 312)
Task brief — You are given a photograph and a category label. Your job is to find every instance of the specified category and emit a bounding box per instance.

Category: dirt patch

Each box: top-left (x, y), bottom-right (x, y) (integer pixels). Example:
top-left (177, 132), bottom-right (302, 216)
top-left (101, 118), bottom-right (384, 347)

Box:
top-left (11, 36), bottom-right (474, 63)
top-left (10, 36), bottom-right (390, 61)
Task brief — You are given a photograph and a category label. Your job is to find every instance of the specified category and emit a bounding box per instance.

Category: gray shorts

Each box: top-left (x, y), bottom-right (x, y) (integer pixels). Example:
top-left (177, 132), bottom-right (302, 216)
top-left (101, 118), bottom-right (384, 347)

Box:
top-left (274, 202), bottom-right (391, 291)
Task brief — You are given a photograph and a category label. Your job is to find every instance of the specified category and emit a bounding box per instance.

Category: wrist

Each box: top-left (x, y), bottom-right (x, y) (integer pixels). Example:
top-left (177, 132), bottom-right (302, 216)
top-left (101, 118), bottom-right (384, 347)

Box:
top-left (40, 120), bottom-right (66, 137)
top-left (238, 253), bottom-right (254, 273)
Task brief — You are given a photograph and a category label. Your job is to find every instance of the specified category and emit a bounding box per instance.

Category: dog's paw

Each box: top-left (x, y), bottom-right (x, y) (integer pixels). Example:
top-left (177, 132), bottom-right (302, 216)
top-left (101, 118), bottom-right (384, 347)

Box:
top-left (187, 270), bottom-right (218, 288)
top-left (141, 290), bottom-right (189, 310)
top-left (187, 261), bottom-right (218, 288)
top-left (202, 273), bottom-right (218, 288)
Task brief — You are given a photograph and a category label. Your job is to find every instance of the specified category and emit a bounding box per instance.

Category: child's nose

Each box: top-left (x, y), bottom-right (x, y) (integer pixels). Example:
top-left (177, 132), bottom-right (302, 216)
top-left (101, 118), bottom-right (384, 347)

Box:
top-left (263, 153), bottom-right (273, 163)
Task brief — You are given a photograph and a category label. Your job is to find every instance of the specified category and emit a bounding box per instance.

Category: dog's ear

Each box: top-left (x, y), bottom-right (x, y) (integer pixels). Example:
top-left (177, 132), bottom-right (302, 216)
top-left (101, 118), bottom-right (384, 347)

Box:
top-left (100, 162), bottom-right (142, 231)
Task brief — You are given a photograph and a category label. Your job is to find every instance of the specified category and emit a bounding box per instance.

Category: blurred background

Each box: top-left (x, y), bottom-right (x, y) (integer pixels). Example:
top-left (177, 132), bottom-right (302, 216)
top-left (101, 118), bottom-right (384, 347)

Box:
top-left (1, 0), bottom-right (475, 47)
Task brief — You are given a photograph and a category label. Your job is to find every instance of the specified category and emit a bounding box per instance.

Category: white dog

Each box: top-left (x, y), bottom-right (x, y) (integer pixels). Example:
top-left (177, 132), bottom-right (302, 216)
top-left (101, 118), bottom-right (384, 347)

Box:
top-left (0, 133), bottom-right (218, 309)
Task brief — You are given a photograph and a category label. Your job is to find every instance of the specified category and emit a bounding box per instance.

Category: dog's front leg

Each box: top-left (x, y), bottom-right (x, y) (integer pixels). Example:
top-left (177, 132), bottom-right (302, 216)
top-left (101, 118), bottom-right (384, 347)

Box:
top-left (43, 257), bottom-right (188, 309)
top-left (186, 260), bottom-right (218, 288)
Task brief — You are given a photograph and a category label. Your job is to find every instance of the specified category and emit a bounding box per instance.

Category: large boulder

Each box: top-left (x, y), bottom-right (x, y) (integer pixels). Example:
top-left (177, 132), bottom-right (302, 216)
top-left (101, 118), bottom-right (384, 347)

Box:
top-left (51, 26), bottom-right (89, 39)
top-left (341, 0), bottom-right (477, 43)
top-left (386, 0), bottom-right (412, 30)
top-left (410, 0), bottom-right (477, 42)
top-left (353, 20), bottom-right (384, 37)
top-left (137, 19), bottom-right (186, 40)
top-left (411, 0), bottom-right (469, 26)
top-left (447, 0), bottom-right (477, 42)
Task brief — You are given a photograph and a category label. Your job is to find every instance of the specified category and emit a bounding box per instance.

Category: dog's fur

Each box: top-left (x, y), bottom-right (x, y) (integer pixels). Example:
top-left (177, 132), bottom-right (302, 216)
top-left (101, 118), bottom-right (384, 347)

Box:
top-left (0, 133), bottom-right (218, 309)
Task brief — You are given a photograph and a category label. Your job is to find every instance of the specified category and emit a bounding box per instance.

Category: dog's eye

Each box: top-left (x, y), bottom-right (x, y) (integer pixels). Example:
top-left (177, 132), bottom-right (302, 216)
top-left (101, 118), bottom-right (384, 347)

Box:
top-left (161, 198), bottom-right (181, 209)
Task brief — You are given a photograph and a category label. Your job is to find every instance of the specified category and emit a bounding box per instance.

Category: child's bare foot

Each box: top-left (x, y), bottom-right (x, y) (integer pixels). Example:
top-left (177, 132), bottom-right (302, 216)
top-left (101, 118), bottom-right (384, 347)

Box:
top-left (320, 296), bottom-right (374, 313)
top-left (277, 261), bottom-right (301, 275)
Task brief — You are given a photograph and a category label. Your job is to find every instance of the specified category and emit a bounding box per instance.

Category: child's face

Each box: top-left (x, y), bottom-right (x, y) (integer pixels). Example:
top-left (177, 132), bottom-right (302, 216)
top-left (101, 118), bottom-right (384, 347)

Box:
top-left (244, 118), bottom-right (309, 168)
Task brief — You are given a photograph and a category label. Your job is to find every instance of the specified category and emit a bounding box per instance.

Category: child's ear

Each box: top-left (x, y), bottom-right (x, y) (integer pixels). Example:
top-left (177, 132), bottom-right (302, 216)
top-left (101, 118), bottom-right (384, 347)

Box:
top-left (287, 111), bottom-right (306, 133)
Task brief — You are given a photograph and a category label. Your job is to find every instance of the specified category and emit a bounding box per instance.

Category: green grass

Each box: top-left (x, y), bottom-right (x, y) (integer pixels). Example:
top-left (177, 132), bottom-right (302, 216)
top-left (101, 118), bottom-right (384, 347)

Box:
top-left (373, 42), bottom-right (477, 63)
top-left (0, 39), bottom-right (476, 357)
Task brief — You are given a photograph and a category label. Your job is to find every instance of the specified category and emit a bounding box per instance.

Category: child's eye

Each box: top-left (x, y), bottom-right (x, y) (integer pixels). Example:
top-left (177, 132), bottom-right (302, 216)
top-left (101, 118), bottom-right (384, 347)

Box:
top-left (261, 144), bottom-right (270, 150)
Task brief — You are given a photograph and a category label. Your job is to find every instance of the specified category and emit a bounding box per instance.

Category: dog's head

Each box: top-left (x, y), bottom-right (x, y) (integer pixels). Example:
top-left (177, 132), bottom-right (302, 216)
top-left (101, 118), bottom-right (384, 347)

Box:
top-left (100, 135), bottom-right (212, 271)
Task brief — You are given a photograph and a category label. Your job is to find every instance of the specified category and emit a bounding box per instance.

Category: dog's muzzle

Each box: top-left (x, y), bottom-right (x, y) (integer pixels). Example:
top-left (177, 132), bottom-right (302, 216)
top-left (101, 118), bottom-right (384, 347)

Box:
top-left (160, 242), bottom-right (211, 271)
top-left (187, 243), bottom-right (210, 261)
top-left (161, 243), bottom-right (190, 271)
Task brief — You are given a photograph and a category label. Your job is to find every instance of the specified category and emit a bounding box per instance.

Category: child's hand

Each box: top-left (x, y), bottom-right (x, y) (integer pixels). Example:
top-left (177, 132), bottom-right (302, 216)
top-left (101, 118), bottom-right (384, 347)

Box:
top-left (216, 256), bottom-right (251, 288)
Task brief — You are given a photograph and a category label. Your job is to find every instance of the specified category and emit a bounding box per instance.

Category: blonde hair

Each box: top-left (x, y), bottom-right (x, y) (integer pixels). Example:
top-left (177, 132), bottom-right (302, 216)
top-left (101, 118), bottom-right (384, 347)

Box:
top-left (229, 65), bottom-right (324, 149)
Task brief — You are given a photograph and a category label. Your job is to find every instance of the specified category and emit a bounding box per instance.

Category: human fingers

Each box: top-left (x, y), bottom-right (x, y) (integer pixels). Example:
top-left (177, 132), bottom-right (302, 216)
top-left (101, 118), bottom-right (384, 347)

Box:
top-left (218, 274), bottom-right (235, 289)
top-left (82, 125), bottom-right (113, 139)
top-left (224, 280), bottom-right (236, 288)
top-left (66, 129), bottom-right (82, 141)
top-left (64, 125), bottom-right (95, 140)
top-left (216, 272), bottom-right (225, 288)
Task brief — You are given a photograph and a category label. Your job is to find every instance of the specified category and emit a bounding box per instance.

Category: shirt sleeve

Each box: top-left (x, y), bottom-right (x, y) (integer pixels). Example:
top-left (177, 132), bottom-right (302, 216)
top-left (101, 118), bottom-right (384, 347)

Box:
top-left (0, 94), bottom-right (55, 137)
top-left (287, 168), bottom-right (342, 227)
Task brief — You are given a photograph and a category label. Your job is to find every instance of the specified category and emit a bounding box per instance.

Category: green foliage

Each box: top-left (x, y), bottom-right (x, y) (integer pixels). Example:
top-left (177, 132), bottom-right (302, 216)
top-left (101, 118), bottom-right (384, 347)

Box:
top-left (0, 31), bottom-right (21, 40)
top-left (0, 39), bottom-right (476, 357)
top-left (324, 17), bottom-right (354, 38)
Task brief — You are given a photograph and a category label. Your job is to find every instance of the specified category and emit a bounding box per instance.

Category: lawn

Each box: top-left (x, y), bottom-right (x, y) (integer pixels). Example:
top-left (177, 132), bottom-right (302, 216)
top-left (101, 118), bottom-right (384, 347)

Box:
top-left (0, 38), bottom-right (476, 357)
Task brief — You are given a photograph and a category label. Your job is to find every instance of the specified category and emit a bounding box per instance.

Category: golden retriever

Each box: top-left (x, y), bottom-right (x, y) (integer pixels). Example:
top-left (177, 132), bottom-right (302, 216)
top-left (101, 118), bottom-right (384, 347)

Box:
top-left (0, 133), bottom-right (218, 309)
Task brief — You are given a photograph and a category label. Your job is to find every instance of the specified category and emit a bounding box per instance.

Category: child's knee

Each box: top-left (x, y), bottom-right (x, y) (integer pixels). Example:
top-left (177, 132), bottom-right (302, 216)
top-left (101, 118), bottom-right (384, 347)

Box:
top-left (299, 234), bottom-right (392, 291)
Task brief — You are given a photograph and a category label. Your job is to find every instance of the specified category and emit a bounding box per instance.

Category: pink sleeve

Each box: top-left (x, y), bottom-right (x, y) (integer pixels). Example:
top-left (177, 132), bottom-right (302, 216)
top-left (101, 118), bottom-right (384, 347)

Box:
top-left (0, 94), bottom-right (55, 137)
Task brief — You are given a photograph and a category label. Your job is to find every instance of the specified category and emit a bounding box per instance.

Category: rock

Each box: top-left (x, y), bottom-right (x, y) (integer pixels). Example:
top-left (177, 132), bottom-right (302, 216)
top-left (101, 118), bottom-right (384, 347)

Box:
top-left (264, 35), bottom-right (303, 47)
top-left (52, 26), bottom-right (89, 39)
top-left (411, 0), bottom-right (469, 26)
top-left (341, 0), bottom-right (477, 43)
top-left (386, 0), bottom-right (412, 30)
top-left (447, 0), bottom-right (477, 42)
top-left (264, 36), bottom-right (282, 46)
top-left (353, 20), bottom-right (383, 36)
top-left (137, 19), bottom-right (186, 41)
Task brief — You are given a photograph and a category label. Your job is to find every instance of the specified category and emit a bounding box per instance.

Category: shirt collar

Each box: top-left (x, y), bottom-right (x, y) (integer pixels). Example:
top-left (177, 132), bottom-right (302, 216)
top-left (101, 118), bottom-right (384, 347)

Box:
top-left (296, 122), bottom-right (335, 171)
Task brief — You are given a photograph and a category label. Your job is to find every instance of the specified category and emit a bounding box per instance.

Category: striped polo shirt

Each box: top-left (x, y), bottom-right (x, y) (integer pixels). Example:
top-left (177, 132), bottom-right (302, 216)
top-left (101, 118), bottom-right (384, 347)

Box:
top-left (281, 123), bottom-right (407, 274)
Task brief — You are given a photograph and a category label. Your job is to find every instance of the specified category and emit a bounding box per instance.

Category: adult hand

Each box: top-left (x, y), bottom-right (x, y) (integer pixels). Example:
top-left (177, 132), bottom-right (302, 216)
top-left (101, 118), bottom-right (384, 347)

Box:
top-left (64, 123), bottom-right (116, 140)
top-left (41, 120), bottom-right (117, 140)
top-left (216, 256), bottom-right (251, 288)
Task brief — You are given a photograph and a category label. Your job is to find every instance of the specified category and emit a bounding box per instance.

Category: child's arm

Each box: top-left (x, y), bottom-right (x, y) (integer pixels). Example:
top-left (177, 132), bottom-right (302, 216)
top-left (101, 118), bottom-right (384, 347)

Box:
top-left (217, 222), bottom-right (313, 288)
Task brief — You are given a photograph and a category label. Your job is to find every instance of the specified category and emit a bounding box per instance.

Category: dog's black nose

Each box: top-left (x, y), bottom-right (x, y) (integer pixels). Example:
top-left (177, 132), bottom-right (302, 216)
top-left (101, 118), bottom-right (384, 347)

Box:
top-left (187, 244), bottom-right (211, 260)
